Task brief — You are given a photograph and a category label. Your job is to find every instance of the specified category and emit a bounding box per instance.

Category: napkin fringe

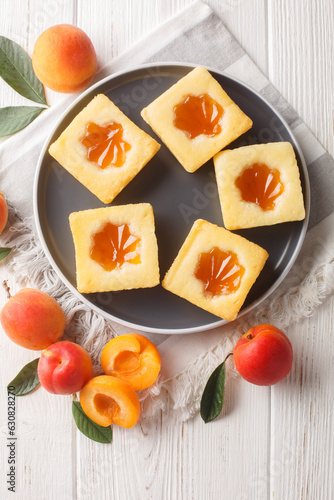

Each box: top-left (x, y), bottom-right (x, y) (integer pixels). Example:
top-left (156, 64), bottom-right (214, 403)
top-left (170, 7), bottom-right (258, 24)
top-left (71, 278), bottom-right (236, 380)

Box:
top-left (139, 335), bottom-right (239, 422)
top-left (241, 258), bottom-right (334, 332)
top-left (2, 205), bottom-right (334, 421)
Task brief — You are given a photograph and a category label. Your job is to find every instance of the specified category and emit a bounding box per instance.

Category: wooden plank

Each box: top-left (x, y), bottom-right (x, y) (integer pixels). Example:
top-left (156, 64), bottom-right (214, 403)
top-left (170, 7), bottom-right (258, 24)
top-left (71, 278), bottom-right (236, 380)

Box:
top-left (76, 0), bottom-right (191, 66)
top-left (183, 382), bottom-right (270, 500)
top-left (270, 297), bottom-right (334, 500)
top-left (269, 2), bottom-right (334, 498)
top-left (268, 0), bottom-right (334, 157)
top-left (0, 1), bottom-right (31, 108)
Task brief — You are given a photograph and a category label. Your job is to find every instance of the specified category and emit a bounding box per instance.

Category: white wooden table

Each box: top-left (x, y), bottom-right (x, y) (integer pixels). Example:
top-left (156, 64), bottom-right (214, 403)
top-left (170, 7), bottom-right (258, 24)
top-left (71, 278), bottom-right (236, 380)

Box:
top-left (1, 1), bottom-right (333, 499)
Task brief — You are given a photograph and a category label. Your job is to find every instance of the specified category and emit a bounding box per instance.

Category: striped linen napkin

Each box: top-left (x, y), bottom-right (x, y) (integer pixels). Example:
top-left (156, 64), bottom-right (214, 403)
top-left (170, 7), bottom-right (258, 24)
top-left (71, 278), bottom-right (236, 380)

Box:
top-left (1, 1), bottom-right (333, 420)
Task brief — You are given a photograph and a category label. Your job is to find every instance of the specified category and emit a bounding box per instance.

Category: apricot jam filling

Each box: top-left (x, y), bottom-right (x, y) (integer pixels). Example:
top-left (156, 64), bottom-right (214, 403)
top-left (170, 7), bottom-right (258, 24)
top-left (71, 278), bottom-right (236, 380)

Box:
top-left (80, 121), bottom-right (131, 169)
top-left (90, 222), bottom-right (141, 272)
top-left (94, 393), bottom-right (120, 419)
top-left (235, 163), bottom-right (284, 211)
top-left (173, 93), bottom-right (224, 139)
top-left (195, 247), bottom-right (245, 296)
top-left (113, 351), bottom-right (140, 374)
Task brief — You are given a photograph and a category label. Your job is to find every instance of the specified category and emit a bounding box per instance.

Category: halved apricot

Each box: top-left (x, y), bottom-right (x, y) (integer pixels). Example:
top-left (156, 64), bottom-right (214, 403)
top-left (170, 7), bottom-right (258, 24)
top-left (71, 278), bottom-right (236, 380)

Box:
top-left (79, 375), bottom-right (140, 428)
top-left (101, 333), bottom-right (161, 391)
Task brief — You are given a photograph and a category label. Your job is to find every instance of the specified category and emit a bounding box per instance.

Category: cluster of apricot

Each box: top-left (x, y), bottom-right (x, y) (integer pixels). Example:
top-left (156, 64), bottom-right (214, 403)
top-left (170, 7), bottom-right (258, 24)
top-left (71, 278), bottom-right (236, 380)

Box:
top-left (81, 334), bottom-right (161, 428)
top-left (38, 331), bottom-right (161, 429)
top-left (1, 284), bottom-right (160, 430)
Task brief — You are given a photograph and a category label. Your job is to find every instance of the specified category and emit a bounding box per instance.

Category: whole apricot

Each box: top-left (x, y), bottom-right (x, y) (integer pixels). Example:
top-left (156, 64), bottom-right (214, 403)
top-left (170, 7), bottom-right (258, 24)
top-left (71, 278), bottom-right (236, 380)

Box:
top-left (0, 191), bottom-right (8, 234)
top-left (0, 288), bottom-right (66, 350)
top-left (32, 24), bottom-right (97, 93)
top-left (38, 341), bottom-right (92, 394)
top-left (80, 375), bottom-right (141, 428)
top-left (101, 333), bottom-right (161, 391)
top-left (233, 324), bottom-right (293, 386)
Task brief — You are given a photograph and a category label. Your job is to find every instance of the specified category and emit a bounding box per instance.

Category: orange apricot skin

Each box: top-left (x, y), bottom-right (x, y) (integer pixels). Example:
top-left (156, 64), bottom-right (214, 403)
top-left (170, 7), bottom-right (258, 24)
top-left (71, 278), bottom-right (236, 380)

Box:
top-left (101, 333), bottom-right (161, 391)
top-left (32, 24), bottom-right (97, 93)
top-left (80, 375), bottom-right (141, 428)
top-left (38, 341), bottom-right (92, 395)
top-left (0, 191), bottom-right (8, 234)
top-left (0, 289), bottom-right (66, 350)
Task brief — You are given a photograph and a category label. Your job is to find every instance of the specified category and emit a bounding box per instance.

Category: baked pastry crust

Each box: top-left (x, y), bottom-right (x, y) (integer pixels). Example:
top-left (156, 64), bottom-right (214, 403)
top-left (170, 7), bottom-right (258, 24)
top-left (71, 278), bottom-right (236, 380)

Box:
top-left (213, 142), bottom-right (306, 229)
top-left (69, 203), bottom-right (160, 293)
top-left (49, 94), bottom-right (160, 203)
top-left (141, 66), bottom-right (252, 173)
top-left (162, 219), bottom-right (268, 321)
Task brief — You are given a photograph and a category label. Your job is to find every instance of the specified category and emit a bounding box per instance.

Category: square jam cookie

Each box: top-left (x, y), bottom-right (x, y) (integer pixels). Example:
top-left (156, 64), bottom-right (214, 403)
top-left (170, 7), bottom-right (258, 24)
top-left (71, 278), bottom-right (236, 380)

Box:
top-left (140, 66), bottom-right (252, 173)
top-left (213, 142), bottom-right (306, 229)
top-left (49, 94), bottom-right (160, 203)
top-left (162, 219), bottom-right (268, 321)
top-left (69, 203), bottom-right (160, 293)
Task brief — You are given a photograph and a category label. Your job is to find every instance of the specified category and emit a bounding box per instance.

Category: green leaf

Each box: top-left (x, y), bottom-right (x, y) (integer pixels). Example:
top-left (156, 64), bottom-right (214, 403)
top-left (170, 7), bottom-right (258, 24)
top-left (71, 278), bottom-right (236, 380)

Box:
top-left (72, 401), bottom-right (112, 444)
top-left (7, 358), bottom-right (40, 396)
top-left (200, 361), bottom-right (226, 423)
top-left (0, 247), bottom-right (13, 261)
top-left (0, 106), bottom-right (45, 137)
top-left (0, 36), bottom-right (47, 105)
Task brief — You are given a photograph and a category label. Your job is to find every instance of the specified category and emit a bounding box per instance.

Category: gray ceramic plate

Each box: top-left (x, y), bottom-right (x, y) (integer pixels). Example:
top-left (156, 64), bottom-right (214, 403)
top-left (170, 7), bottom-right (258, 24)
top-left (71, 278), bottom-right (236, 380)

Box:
top-left (34, 63), bottom-right (310, 334)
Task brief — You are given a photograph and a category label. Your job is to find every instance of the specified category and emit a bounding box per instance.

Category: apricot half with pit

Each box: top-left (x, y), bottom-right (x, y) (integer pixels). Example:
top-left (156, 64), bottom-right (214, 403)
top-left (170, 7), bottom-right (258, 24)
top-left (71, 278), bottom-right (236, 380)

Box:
top-left (80, 375), bottom-right (140, 428)
top-left (101, 333), bottom-right (161, 391)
